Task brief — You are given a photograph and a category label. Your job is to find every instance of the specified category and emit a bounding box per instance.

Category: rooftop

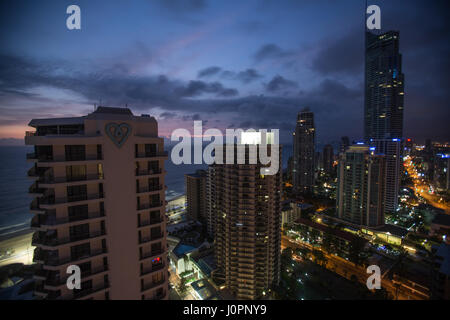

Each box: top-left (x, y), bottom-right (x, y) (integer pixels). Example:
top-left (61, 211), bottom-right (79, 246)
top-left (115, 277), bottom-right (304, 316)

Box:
top-left (372, 224), bottom-right (409, 238)
top-left (92, 106), bottom-right (133, 115)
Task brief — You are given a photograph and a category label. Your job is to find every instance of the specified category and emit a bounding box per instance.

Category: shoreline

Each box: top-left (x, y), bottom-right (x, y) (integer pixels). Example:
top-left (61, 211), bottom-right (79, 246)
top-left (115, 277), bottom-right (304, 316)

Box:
top-left (0, 194), bottom-right (186, 253)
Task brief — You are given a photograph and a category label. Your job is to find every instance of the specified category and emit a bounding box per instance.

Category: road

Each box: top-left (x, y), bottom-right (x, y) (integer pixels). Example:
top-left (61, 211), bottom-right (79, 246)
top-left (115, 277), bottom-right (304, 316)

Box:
top-left (281, 236), bottom-right (429, 300)
top-left (404, 157), bottom-right (450, 214)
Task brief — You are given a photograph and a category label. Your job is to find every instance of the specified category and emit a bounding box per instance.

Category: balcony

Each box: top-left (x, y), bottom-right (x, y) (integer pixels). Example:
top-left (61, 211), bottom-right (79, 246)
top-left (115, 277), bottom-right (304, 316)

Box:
top-left (30, 199), bottom-right (46, 214)
top-left (39, 193), bottom-right (104, 208)
top-left (140, 249), bottom-right (164, 261)
top-left (139, 232), bottom-right (163, 244)
top-left (137, 201), bottom-right (164, 211)
top-left (38, 211), bottom-right (105, 229)
top-left (39, 174), bottom-right (103, 186)
top-left (71, 282), bottom-right (110, 300)
top-left (138, 217), bottom-right (163, 228)
top-left (141, 278), bottom-right (166, 292)
top-left (29, 183), bottom-right (45, 196)
top-left (27, 152), bottom-right (54, 161)
top-left (43, 265), bottom-right (109, 288)
top-left (32, 230), bottom-right (106, 248)
top-left (137, 185), bottom-right (164, 194)
top-left (38, 248), bottom-right (108, 268)
top-left (141, 263), bottom-right (166, 276)
top-left (136, 168), bottom-right (163, 176)
top-left (135, 151), bottom-right (168, 160)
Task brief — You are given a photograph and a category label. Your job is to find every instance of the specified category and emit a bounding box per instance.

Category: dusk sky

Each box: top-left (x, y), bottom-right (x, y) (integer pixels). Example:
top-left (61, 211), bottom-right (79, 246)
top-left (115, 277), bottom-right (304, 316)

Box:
top-left (0, 0), bottom-right (448, 146)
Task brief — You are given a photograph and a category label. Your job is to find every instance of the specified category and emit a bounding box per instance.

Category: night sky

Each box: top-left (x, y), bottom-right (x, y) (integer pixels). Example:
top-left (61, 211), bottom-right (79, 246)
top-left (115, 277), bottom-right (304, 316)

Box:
top-left (0, 0), bottom-right (449, 146)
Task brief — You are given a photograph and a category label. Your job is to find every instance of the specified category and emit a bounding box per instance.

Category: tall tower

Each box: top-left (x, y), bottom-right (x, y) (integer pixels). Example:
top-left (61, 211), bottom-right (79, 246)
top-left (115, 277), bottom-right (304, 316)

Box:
top-left (211, 139), bottom-right (282, 299)
top-left (336, 145), bottom-right (386, 227)
top-left (26, 107), bottom-right (168, 300)
top-left (292, 109), bottom-right (315, 193)
top-left (322, 144), bottom-right (334, 176)
top-left (364, 31), bottom-right (404, 141)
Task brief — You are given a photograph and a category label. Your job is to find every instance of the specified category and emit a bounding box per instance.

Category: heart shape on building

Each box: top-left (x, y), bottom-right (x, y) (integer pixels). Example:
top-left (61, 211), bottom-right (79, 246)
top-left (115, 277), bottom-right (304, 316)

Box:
top-left (105, 123), bottom-right (131, 148)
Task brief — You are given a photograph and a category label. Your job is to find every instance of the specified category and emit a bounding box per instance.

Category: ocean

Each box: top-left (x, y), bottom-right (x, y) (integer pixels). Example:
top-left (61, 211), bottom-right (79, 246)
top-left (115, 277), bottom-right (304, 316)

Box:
top-left (0, 145), bottom-right (291, 238)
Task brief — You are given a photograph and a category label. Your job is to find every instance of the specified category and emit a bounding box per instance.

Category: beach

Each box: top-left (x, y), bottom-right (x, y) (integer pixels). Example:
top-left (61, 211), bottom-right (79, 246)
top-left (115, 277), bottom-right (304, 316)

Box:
top-left (0, 195), bottom-right (186, 268)
top-left (0, 229), bottom-right (34, 267)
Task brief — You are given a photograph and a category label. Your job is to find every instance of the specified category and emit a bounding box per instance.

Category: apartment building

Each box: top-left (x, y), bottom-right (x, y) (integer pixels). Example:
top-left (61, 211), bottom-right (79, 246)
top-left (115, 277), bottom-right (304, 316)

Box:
top-left (211, 141), bottom-right (282, 299)
top-left (25, 107), bottom-right (168, 300)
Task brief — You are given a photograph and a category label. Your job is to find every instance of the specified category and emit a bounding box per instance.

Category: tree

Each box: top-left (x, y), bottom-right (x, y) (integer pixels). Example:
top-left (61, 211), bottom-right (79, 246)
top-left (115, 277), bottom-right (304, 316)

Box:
top-left (348, 238), bottom-right (368, 266)
top-left (177, 277), bottom-right (188, 298)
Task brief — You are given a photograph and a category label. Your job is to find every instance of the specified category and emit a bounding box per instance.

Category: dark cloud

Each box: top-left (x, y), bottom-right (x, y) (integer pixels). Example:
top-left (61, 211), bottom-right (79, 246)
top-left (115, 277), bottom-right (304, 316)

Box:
top-left (311, 30), bottom-right (363, 76)
top-left (159, 112), bottom-right (177, 119)
top-left (197, 66), bottom-right (222, 78)
top-left (265, 75), bottom-right (297, 92)
top-left (175, 80), bottom-right (238, 97)
top-left (253, 44), bottom-right (291, 62)
top-left (235, 69), bottom-right (263, 84)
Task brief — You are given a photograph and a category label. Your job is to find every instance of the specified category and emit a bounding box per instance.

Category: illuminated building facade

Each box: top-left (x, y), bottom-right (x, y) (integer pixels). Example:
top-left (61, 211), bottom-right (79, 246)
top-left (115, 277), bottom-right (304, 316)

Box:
top-left (370, 139), bottom-right (401, 213)
top-left (25, 107), bottom-right (168, 300)
top-left (364, 31), bottom-right (404, 141)
top-left (292, 109), bottom-right (315, 193)
top-left (211, 139), bottom-right (282, 299)
top-left (336, 145), bottom-right (386, 227)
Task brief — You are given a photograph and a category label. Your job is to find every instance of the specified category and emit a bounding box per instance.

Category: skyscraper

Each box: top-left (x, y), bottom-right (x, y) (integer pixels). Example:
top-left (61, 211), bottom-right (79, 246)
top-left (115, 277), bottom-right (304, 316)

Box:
top-left (292, 109), bottom-right (315, 193)
top-left (370, 139), bottom-right (401, 213)
top-left (185, 169), bottom-right (207, 222)
top-left (340, 136), bottom-right (350, 154)
top-left (364, 31), bottom-right (404, 141)
top-left (211, 139), bottom-right (282, 299)
top-left (336, 145), bottom-right (386, 227)
top-left (322, 144), bottom-right (334, 176)
top-left (26, 107), bottom-right (168, 300)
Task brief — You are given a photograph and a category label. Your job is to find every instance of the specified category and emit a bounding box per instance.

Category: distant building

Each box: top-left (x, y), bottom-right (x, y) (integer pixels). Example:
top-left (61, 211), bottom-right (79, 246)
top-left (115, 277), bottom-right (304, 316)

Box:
top-left (433, 153), bottom-right (450, 191)
top-left (292, 217), bottom-right (367, 258)
top-left (211, 139), bottom-right (282, 299)
top-left (292, 109), bottom-right (315, 193)
top-left (185, 170), bottom-right (207, 223)
top-left (322, 144), bottom-right (334, 175)
top-left (25, 107), bottom-right (168, 300)
top-left (340, 136), bottom-right (350, 154)
top-left (336, 145), bottom-right (386, 227)
top-left (370, 139), bottom-right (401, 213)
top-left (430, 213), bottom-right (450, 243)
top-left (364, 31), bottom-right (404, 141)
top-left (432, 243), bottom-right (450, 299)
top-left (281, 200), bottom-right (301, 227)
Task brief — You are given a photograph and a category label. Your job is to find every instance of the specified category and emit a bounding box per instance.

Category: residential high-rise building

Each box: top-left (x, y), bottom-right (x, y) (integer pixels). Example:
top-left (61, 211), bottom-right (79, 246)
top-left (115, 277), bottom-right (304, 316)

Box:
top-left (364, 31), bottom-right (404, 141)
top-left (205, 166), bottom-right (216, 237)
top-left (370, 139), bottom-right (402, 213)
top-left (340, 136), bottom-right (350, 154)
top-left (185, 170), bottom-right (207, 222)
top-left (322, 144), bottom-right (334, 176)
top-left (25, 107), bottom-right (168, 300)
top-left (336, 145), bottom-right (386, 227)
top-left (292, 109), bottom-right (315, 193)
top-left (211, 140), bottom-right (282, 299)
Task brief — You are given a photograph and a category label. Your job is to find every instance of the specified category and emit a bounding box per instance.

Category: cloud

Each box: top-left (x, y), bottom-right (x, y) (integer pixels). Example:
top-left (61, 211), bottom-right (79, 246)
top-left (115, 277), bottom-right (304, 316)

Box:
top-left (197, 66), bottom-right (222, 78)
top-left (253, 44), bottom-right (291, 62)
top-left (265, 75), bottom-right (297, 92)
top-left (235, 69), bottom-right (263, 84)
top-left (311, 30), bottom-right (363, 77)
